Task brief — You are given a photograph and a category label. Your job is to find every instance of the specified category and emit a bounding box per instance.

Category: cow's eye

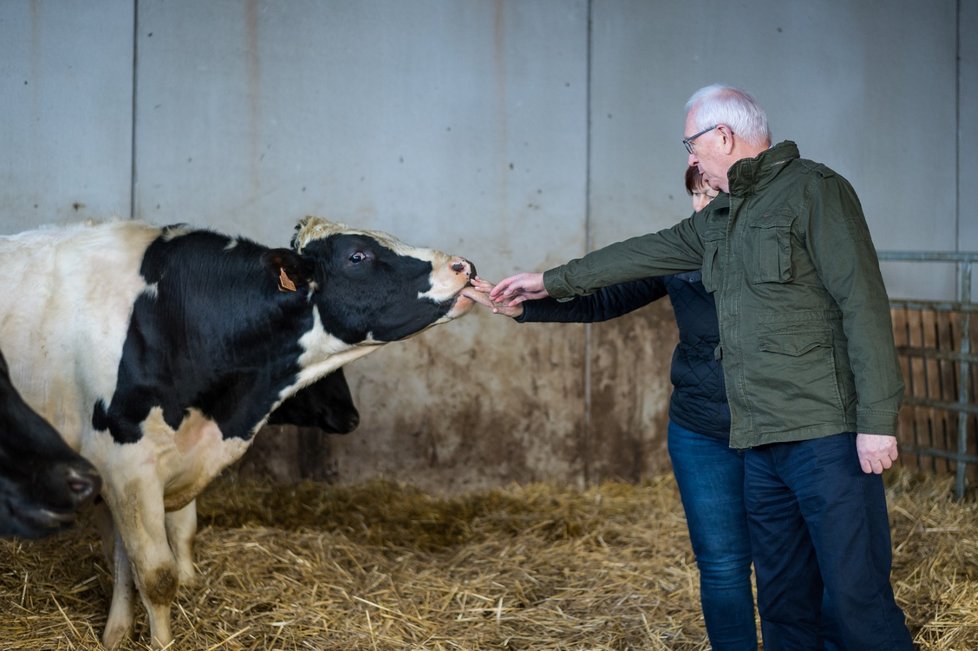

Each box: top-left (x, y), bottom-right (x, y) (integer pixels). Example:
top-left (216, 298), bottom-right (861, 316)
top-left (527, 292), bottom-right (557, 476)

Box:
top-left (349, 251), bottom-right (367, 264)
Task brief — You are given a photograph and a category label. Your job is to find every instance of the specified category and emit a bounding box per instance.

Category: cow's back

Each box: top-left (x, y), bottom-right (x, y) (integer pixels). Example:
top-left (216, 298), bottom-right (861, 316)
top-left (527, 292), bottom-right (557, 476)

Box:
top-left (0, 221), bottom-right (161, 449)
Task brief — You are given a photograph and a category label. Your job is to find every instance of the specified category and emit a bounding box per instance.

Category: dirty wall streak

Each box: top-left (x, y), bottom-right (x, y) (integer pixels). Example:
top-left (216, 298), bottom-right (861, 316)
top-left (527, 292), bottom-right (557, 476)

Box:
top-left (589, 300), bottom-right (676, 482)
top-left (329, 319), bottom-right (586, 492)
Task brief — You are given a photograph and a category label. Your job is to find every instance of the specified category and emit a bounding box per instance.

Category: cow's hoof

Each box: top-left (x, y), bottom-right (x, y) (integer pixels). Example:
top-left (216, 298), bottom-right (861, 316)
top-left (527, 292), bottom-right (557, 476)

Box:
top-left (102, 623), bottom-right (131, 651)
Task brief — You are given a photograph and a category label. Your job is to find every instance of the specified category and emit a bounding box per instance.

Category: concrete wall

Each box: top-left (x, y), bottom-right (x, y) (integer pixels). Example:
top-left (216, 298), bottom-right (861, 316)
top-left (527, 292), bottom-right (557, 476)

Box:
top-left (2, 0), bottom-right (973, 490)
top-left (0, 1), bottom-right (134, 229)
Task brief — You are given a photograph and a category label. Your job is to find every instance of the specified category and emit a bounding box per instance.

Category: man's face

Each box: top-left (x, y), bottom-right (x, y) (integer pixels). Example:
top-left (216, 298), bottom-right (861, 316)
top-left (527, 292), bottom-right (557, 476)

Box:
top-left (684, 111), bottom-right (729, 193)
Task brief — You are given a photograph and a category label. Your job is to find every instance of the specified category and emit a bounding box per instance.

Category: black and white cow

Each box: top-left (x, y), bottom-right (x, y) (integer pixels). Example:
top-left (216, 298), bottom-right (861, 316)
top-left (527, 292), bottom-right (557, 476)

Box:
top-left (267, 367), bottom-right (360, 433)
top-left (0, 217), bottom-right (473, 649)
top-left (0, 347), bottom-right (100, 538)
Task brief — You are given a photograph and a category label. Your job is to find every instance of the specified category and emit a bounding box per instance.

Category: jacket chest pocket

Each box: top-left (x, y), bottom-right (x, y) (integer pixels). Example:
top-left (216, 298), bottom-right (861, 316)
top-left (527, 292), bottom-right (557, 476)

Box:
top-left (747, 212), bottom-right (796, 283)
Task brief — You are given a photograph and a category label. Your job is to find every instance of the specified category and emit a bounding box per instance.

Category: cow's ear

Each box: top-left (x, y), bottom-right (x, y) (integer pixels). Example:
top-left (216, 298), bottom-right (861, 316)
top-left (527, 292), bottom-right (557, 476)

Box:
top-left (290, 217), bottom-right (311, 251)
top-left (261, 249), bottom-right (313, 292)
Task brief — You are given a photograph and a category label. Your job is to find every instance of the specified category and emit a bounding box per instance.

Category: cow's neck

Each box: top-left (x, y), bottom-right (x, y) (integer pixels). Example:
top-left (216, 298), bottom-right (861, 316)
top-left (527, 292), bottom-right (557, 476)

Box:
top-left (288, 305), bottom-right (380, 388)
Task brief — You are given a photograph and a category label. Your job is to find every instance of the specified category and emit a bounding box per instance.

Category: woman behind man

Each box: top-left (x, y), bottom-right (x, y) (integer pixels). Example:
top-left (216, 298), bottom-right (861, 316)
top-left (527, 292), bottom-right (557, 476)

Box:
top-left (463, 168), bottom-right (760, 650)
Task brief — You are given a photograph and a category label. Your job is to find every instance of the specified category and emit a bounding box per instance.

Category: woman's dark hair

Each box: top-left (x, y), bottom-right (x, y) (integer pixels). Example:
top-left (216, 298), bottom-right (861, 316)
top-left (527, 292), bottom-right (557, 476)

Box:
top-left (684, 165), bottom-right (703, 195)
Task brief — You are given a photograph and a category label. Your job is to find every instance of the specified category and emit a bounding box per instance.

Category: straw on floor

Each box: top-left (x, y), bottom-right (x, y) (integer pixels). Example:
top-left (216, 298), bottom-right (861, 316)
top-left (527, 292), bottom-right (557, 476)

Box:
top-left (0, 469), bottom-right (975, 650)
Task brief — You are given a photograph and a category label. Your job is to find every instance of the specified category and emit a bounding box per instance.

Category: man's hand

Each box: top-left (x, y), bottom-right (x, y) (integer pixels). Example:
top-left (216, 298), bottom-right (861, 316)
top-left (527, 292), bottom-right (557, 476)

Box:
top-left (856, 433), bottom-right (899, 474)
top-left (487, 272), bottom-right (548, 306)
top-left (462, 277), bottom-right (525, 318)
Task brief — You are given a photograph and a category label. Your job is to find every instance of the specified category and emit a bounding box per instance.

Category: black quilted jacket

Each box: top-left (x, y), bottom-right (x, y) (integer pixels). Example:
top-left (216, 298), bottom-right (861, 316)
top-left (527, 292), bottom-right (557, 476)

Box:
top-left (518, 271), bottom-right (730, 440)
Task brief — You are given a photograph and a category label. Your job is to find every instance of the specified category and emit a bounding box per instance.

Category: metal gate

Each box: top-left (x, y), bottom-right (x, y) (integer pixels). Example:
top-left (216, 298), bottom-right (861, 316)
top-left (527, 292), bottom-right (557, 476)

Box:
top-left (879, 251), bottom-right (978, 499)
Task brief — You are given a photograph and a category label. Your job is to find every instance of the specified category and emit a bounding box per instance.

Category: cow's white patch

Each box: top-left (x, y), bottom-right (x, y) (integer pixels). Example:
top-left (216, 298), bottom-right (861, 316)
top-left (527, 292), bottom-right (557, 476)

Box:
top-left (287, 307), bottom-right (377, 396)
top-left (0, 220), bottom-right (161, 451)
top-left (148, 407), bottom-right (249, 510)
top-left (83, 406), bottom-right (250, 512)
top-left (293, 217), bottom-right (419, 257)
top-left (161, 225), bottom-right (193, 241)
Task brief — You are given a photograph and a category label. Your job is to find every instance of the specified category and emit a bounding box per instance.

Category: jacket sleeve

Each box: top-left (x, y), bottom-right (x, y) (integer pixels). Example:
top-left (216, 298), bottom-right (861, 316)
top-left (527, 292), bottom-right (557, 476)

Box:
top-left (805, 171), bottom-right (904, 435)
top-left (517, 277), bottom-right (668, 323)
top-left (542, 213), bottom-right (707, 299)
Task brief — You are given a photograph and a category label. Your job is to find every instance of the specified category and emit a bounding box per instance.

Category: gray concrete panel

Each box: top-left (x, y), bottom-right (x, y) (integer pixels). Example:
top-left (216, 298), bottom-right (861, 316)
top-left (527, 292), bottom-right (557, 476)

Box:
top-left (0, 1), bottom-right (134, 232)
top-left (958, 0), bottom-right (977, 301)
top-left (134, 0), bottom-right (588, 265)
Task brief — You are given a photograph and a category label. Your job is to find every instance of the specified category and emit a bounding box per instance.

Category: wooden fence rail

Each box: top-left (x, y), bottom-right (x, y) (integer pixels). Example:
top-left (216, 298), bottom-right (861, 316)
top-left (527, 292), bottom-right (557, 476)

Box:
top-left (880, 251), bottom-right (977, 499)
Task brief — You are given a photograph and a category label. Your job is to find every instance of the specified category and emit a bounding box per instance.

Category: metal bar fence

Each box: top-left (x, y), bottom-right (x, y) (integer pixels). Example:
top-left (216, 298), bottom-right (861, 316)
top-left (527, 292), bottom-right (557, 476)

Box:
top-left (878, 251), bottom-right (977, 499)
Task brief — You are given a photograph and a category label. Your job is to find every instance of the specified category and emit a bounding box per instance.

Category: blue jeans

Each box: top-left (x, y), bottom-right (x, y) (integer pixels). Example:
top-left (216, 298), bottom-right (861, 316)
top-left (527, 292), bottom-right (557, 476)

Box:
top-left (744, 433), bottom-right (914, 651)
top-left (668, 421), bottom-right (758, 651)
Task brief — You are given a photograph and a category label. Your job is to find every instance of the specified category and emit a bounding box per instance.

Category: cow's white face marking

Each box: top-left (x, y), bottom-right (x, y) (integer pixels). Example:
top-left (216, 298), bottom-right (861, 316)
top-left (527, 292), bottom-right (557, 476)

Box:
top-left (161, 225), bottom-right (193, 241)
top-left (293, 218), bottom-right (420, 257)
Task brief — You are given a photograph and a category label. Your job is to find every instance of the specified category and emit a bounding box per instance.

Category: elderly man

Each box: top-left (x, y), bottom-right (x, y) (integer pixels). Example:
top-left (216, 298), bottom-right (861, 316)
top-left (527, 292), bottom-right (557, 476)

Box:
top-left (489, 84), bottom-right (914, 650)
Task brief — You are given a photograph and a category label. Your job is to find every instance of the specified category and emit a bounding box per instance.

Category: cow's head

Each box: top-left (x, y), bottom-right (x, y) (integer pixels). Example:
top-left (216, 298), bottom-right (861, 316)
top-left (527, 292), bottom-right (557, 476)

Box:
top-left (287, 217), bottom-right (475, 344)
top-left (267, 368), bottom-right (360, 434)
top-left (0, 350), bottom-right (100, 538)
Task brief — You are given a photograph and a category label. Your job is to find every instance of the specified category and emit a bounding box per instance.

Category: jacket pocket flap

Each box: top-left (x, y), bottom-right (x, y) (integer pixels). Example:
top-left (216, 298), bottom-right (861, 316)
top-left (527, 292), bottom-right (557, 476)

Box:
top-left (750, 211), bottom-right (797, 229)
top-left (758, 333), bottom-right (831, 356)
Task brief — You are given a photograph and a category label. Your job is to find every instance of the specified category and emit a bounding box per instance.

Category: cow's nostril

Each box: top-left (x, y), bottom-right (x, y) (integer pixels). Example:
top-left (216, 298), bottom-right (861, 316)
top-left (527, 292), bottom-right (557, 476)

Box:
top-left (452, 259), bottom-right (476, 277)
top-left (347, 413), bottom-right (361, 431)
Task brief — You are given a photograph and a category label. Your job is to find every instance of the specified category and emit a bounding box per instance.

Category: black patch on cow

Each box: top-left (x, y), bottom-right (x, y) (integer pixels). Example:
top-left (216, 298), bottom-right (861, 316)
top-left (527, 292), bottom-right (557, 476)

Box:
top-left (92, 229), bottom-right (314, 444)
top-left (92, 226), bottom-right (458, 445)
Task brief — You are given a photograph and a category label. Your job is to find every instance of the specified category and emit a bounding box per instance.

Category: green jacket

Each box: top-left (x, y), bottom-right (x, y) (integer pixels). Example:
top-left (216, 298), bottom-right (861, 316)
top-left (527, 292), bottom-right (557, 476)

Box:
top-left (544, 141), bottom-right (903, 448)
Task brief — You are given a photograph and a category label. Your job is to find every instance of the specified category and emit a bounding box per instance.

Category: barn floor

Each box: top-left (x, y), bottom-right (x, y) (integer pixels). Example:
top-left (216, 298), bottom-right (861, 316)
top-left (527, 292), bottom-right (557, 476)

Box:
top-left (0, 470), bottom-right (975, 650)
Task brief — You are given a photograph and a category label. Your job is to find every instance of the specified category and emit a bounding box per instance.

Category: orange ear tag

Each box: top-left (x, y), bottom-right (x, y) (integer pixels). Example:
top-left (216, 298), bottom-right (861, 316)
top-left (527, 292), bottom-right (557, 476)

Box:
top-left (278, 267), bottom-right (297, 292)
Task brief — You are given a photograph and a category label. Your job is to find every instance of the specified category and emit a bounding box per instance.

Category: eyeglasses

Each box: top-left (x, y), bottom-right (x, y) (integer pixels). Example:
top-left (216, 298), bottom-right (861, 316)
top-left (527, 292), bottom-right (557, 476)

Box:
top-left (682, 124), bottom-right (718, 154)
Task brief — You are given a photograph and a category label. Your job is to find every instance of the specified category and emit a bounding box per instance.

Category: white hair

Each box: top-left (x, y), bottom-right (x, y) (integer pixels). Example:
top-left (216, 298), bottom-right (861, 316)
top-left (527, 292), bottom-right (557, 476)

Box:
top-left (685, 84), bottom-right (771, 147)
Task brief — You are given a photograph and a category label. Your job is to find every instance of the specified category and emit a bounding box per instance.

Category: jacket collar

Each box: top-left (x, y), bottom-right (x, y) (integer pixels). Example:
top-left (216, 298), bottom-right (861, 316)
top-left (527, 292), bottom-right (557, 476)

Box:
top-left (727, 140), bottom-right (799, 197)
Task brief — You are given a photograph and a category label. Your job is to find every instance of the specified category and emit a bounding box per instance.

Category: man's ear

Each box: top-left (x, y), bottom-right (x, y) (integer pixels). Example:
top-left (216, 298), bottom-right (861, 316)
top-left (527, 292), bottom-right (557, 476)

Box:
top-left (717, 124), bottom-right (736, 155)
top-left (261, 249), bottom-right (314, 292)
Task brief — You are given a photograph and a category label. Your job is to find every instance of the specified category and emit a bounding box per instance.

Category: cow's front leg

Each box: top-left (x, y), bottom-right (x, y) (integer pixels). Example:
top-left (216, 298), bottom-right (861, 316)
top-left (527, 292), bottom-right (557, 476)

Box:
top-left (104, 480), bottom-right (177, 650)
top-left (103, 527), bottom-right (136, 650)
top-left (165, 499), bottom-right (197, 586)
top-left (94, 501), bottom-right (137, 650)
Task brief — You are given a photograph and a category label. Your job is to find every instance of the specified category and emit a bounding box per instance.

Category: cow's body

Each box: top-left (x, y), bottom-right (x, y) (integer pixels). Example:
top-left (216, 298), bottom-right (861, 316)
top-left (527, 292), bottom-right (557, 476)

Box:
top-left (0, 347), bottom-right (100, 538)
top-left (0, 217), bottom-right (473, 649)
